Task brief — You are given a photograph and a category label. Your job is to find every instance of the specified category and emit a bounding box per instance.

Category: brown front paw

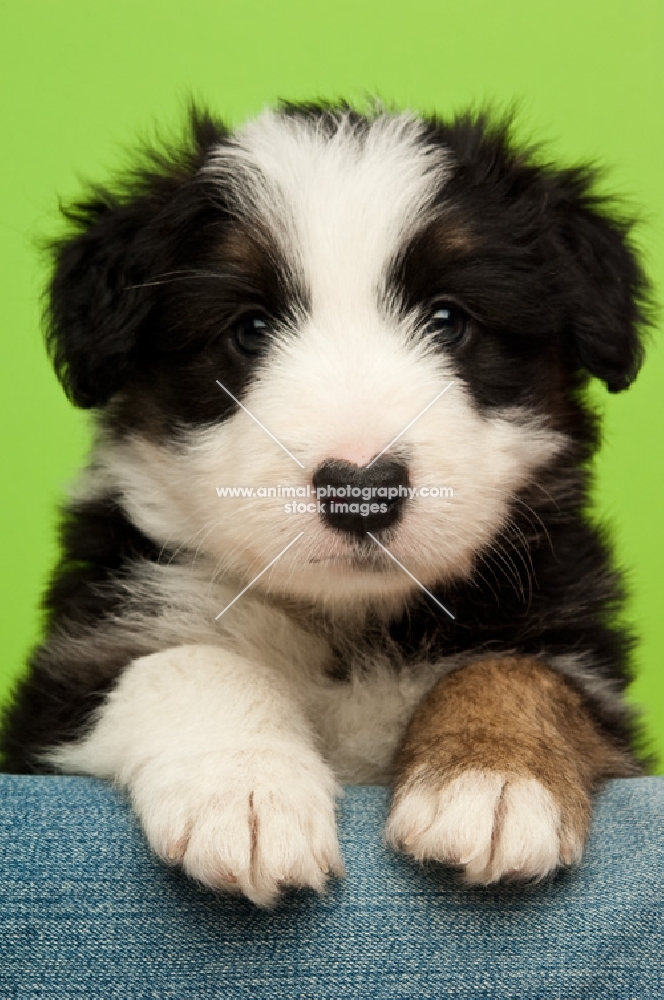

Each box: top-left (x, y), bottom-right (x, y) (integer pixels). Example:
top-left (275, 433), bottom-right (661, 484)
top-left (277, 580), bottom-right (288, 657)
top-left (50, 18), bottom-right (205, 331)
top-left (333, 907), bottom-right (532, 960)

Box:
top-left (386, 767), bottom-right (586, 883)
top-left (387, 656), bottom-right (637, 884)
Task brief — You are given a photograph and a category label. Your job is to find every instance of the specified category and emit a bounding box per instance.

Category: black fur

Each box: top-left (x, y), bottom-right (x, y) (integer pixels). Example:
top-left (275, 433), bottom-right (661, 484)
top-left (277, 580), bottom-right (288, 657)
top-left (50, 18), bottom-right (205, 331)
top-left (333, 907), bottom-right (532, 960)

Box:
top-left (0, 103), bottom-right (654, 774)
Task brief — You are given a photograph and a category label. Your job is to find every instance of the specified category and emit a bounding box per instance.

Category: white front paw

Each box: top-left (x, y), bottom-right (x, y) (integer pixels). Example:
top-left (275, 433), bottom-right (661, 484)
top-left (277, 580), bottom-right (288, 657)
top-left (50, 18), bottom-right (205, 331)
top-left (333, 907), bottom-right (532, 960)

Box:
top-left (386, 769), bottom-right (583, 884)
top-left (132, 748), bottom-right (343, 906)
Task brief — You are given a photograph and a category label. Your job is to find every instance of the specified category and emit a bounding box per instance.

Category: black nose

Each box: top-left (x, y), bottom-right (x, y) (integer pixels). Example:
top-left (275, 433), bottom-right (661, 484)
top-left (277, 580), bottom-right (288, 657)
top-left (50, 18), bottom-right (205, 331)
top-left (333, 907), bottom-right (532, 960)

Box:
top-left (312, 457), bottom-right (410, 537)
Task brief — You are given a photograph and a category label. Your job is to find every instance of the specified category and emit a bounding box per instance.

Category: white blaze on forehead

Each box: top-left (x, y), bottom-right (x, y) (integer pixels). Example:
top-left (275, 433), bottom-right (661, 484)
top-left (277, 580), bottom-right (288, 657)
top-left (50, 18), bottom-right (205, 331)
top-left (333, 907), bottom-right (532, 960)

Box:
top-left (204, 109), bottom-right (451, 310)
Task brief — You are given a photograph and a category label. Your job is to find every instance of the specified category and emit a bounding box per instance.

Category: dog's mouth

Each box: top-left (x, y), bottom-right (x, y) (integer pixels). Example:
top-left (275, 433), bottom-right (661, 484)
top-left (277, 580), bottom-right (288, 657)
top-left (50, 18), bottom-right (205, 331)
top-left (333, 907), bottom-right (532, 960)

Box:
top-left (307, 547), bottom-right (397, 572)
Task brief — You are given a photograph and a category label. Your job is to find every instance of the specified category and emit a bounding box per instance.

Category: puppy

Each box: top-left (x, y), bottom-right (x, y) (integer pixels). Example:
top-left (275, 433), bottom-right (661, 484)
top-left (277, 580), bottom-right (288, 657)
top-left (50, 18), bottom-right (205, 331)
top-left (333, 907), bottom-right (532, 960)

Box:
top-left (0, 103), bottom-right (651, 906)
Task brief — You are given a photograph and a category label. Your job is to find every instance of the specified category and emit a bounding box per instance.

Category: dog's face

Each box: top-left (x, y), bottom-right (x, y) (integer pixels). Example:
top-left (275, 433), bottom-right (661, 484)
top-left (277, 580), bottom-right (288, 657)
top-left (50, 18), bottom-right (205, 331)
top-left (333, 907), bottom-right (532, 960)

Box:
top-left (49, 106), bottom-right (646, 606)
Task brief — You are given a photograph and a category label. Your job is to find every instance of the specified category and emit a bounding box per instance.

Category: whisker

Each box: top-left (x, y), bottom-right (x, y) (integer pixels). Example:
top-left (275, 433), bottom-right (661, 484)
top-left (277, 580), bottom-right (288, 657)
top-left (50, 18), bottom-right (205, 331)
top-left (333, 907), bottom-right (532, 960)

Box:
top-left (124, 269), bottom-right (237, 291)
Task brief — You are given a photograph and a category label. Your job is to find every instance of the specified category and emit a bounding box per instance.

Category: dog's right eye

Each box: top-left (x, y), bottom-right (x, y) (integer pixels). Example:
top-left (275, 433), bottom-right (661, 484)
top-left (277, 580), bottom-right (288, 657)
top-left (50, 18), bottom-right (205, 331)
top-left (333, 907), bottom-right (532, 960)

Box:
top-left (231, 314), bottom-right (271, 356)
top-left (422, 302), bottom-right (469, 347)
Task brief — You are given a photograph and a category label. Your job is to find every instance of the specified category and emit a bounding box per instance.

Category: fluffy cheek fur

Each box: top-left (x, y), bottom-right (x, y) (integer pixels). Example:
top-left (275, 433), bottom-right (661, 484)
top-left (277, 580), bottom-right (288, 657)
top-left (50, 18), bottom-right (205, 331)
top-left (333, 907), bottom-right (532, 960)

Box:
top-left (94, 326), bottom-right (565, 604)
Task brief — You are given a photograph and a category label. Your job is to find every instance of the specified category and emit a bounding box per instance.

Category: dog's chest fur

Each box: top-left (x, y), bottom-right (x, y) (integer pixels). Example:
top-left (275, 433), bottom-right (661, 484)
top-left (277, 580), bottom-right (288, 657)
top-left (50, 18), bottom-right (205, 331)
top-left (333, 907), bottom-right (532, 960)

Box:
top-left (229, 602), bottom-right (449, 783)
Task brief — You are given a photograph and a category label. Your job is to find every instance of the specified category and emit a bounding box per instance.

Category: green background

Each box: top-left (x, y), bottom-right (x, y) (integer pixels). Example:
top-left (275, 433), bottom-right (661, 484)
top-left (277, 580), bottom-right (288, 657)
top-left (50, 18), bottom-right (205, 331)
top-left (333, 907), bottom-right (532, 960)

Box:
top-left (1, 0), bottom-right (662, 770)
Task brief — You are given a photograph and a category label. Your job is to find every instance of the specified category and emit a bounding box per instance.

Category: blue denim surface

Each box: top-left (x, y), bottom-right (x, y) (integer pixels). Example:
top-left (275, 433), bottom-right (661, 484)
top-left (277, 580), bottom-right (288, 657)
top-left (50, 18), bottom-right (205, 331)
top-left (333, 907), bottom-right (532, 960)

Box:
top-left (0, 776), bottom-right (662, 999)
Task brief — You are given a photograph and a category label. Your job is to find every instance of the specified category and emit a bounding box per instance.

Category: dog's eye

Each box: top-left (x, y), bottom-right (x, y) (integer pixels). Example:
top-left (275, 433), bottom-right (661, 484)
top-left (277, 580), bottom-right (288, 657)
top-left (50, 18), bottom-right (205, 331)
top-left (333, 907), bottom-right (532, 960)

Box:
top-left (231, 314), bottom-right (271, 356)
top-left (423, 303), bottom-right (469, 347)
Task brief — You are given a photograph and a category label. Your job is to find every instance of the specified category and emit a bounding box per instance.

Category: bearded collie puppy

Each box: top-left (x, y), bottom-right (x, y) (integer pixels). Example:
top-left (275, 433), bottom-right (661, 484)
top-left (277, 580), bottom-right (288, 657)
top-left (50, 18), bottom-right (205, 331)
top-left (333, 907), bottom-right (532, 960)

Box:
top-left (0, 103), bottom-right (652, 906)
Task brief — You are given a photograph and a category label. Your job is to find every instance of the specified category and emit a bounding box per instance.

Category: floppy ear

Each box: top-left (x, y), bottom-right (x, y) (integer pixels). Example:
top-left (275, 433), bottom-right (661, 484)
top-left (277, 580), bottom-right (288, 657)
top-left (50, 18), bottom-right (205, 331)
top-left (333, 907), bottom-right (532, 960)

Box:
top-left (46, 108), bottom-right (226, 408)
top-left (549, 168), bottom-right (651, 393)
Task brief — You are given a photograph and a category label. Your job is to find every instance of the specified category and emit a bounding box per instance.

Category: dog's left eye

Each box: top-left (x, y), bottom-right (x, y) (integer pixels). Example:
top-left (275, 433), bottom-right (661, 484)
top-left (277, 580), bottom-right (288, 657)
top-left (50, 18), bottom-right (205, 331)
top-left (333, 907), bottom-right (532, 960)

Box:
top-left (231, 314), bottom-right (271, 356)
top-left (422, 303), bottom-right (469, 346)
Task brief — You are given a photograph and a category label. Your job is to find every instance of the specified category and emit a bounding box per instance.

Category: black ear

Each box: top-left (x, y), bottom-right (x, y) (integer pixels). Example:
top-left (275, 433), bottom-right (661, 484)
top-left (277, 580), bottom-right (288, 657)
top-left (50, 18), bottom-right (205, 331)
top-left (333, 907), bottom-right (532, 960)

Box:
top-left (46, 107), bottom-right (226, 408)
top-left (549, 167), bottom-right (651, 393)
